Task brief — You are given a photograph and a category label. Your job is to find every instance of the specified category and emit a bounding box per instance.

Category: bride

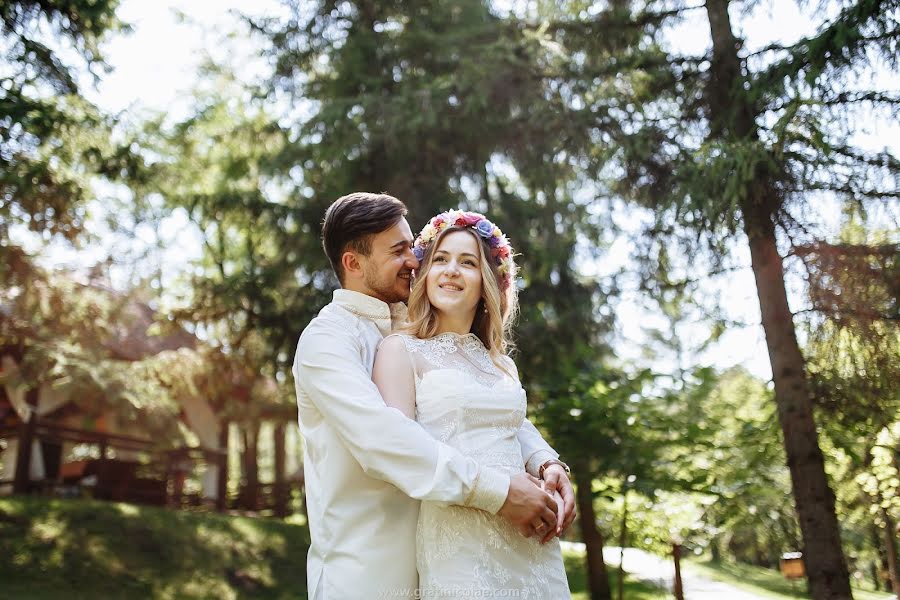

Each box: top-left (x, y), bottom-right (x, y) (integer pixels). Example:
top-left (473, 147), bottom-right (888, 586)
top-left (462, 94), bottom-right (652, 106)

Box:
top-left (373, 209), bottom-right (571, 598)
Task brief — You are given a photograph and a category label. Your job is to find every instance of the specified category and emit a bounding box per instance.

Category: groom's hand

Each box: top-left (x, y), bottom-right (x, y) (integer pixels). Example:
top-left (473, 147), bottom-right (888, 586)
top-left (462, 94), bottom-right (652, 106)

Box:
top-left (540, 465), bottom-right (576, 540)
top-left (498, 473), bottom-right (558, 540)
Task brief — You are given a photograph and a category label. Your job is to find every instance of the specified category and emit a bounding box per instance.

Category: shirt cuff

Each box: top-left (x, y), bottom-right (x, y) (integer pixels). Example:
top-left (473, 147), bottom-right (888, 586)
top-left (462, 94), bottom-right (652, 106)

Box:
top-left (464, 466), bottom-right (510, 514)
top-left (525, 449), bottom-right (559, 478)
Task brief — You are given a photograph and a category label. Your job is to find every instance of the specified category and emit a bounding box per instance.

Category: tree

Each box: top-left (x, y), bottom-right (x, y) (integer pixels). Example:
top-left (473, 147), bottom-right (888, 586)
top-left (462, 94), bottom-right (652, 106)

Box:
top-left (253, 0), bottom-right (614, 403)
top-left (531, 2), bottom-right (899, 597)
top-left (1, 0), bottom-right (125, 268)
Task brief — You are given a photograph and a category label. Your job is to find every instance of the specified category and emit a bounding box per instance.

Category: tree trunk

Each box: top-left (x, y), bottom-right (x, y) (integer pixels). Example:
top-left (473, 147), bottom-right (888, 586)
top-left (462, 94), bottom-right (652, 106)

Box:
top-left (673, 543), bottom-right (684, 600)
top-left (575, 466), bottom-right (612, 600)
top-left (617, 488), bottom-right (629, 600)
top-left (883, 508), bottom-right (900, 596)
top-left (704, 1), bottom-right (852, 598)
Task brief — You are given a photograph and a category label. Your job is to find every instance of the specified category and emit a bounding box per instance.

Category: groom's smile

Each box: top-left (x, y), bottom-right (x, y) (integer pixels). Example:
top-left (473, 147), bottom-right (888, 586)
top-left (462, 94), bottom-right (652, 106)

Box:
top-left (358, 218), bottom-right (419, 304)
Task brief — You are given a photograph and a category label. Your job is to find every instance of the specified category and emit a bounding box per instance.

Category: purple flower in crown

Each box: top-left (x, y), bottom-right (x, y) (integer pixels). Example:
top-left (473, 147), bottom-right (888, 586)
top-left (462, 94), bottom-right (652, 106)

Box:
top-left (474, 219), bottom-right (495, 239)
top-left (413, 244), bottom-right (426, 262)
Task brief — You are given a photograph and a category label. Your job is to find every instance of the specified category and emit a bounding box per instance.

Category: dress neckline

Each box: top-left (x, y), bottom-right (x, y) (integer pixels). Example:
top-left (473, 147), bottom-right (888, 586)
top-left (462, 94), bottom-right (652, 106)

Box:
top-left (431, 331), bottom-right (479, 342)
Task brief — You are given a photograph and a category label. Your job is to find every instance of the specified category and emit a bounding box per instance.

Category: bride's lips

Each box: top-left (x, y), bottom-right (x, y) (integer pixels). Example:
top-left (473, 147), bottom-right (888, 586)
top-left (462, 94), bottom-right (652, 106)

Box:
top-left (438, 282), bottom-right (463, 292)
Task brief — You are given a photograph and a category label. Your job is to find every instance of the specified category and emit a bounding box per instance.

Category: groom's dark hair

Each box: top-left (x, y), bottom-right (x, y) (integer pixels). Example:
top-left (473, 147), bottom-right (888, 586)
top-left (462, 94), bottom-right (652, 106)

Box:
top-left (322, 192), bottom-right (408, 283)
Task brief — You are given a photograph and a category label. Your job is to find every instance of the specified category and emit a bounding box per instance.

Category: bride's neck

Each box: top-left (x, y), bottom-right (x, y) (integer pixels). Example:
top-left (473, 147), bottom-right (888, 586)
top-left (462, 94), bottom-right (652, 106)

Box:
top-left (433, 311), bottom-right (475, 336)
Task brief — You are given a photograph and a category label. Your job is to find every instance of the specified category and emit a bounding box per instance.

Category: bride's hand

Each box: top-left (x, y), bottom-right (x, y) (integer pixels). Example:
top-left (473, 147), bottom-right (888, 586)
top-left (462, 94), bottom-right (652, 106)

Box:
top-left (539, 487), bottom-right (565, 544)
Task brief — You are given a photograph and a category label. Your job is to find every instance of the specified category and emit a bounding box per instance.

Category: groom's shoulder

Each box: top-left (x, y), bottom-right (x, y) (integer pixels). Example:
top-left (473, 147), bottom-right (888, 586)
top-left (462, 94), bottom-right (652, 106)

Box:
top-left (297, 302), bottom-right (359, 345)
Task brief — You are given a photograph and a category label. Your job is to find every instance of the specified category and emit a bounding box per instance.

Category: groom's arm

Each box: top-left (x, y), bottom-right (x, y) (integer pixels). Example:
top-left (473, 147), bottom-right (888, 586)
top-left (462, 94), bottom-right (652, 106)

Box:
top-left (293, 319), bottom-right (509, 512)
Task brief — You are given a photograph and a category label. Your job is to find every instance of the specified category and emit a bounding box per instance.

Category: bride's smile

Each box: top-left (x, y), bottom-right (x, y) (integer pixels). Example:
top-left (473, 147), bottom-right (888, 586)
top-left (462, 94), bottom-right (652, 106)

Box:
top-left (425, 230), bottom-right (484, 333)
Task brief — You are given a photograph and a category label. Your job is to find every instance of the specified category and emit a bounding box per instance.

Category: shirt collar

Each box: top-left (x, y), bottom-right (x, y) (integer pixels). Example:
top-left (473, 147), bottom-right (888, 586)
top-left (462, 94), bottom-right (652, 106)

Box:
top-left (332, 289), bottom-right (404, 336)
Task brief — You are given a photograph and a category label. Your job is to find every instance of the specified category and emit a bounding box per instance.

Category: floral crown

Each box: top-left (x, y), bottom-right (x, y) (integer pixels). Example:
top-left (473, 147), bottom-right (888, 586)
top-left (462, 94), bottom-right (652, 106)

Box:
top-left (413, 209), bottom-right (515, 290)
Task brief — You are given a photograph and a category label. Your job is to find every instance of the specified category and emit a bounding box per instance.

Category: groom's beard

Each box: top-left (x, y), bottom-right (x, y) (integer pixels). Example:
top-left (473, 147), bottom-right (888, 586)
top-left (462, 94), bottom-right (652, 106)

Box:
top-left (363, 264), bottom-right (411, 304)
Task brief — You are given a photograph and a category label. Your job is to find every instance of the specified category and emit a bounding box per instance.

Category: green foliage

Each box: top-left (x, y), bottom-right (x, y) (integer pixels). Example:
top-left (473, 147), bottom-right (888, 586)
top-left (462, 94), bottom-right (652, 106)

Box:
top-left (687, 370), bottom-right (801, 566)
top-left (159, 1), bottom-right (616, 400)
top-left (584, 368), bottom-right (802, 564)
top-left (142, 83), bottom-right (305, 376)
top-left (0, 0), bottom-right (125, 250)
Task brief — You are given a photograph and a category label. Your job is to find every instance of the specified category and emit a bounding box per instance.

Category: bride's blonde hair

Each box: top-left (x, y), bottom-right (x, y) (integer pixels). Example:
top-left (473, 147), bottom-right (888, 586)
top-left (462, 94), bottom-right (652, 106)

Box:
top-left (404, 227), bottom-right (519, 372)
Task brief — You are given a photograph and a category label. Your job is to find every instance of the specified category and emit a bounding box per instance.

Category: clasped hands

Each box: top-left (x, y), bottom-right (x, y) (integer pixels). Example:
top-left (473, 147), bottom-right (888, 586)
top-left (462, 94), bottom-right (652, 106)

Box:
top-left (498, 466), bottom-right (577, 543)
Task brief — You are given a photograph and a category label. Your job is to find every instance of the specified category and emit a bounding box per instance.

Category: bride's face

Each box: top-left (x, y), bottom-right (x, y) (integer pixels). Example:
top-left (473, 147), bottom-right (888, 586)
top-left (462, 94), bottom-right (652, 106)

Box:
top-left (425, 230), bottom-right (483, 322)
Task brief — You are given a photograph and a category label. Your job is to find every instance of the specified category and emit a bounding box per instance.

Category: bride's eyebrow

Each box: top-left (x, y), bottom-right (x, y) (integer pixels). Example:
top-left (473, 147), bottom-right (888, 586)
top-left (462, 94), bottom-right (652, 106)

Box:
top-left (435, 249), bottom-right (478, 260)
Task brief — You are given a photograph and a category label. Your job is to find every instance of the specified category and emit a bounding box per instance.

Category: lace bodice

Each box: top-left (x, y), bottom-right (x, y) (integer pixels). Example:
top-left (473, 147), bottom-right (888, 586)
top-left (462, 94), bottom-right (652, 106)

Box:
top-left (399, 332), bottom-right (514, 388)
top-left (390, 333), bottom-right (526, 474)
top-left (389, 333), bottom-right (571, 598)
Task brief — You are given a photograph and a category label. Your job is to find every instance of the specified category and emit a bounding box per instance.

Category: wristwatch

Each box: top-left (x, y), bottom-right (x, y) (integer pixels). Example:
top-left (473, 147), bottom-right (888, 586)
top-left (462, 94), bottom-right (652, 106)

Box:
top-left (538, 459), bottom-right (571, 479)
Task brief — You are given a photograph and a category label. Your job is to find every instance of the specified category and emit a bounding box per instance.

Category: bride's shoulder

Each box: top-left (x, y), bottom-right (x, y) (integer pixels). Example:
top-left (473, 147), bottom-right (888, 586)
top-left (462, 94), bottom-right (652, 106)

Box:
top-left (496, 353), bottom-right (520, 380)
top-left (379, 332), bottom-right (412, 349)
top-left (379, 332), bottom-right (426, 354)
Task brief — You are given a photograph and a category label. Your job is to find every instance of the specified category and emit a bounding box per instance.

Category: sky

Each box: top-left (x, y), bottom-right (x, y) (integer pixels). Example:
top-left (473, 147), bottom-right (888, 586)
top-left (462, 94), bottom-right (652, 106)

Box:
top-left (42, 0), bottom-right (900, 382)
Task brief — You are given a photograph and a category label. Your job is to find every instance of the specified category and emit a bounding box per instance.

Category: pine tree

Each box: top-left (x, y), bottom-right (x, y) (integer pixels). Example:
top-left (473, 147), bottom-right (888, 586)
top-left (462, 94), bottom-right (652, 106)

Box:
top-left (537, 1), bottom-right (899, 597)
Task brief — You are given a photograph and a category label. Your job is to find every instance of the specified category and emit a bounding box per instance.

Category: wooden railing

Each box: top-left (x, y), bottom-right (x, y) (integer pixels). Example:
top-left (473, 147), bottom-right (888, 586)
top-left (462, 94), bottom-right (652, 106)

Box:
top-left (1, 422), bottom-right (300, 517)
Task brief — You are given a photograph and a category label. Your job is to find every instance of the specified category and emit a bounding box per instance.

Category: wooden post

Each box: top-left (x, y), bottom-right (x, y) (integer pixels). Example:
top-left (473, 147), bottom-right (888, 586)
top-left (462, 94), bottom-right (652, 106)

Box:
top-left (216, 421), bottom-right (229, 513)
top-left (673, 543), bottom-right (685, 600)
top-left (12, 387), bottom-right (39, 494)
top-left (273, 422), bottom-right (287, 518)
top-left (170, 449), bottom-right (187, 508)
top-left (242, 422), bottom-right (260, 510)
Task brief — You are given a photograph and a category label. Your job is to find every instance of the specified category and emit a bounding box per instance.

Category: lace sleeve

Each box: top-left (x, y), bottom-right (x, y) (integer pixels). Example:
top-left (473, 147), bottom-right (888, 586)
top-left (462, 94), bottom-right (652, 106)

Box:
top-left (381, 333), bottom-right (425, 385)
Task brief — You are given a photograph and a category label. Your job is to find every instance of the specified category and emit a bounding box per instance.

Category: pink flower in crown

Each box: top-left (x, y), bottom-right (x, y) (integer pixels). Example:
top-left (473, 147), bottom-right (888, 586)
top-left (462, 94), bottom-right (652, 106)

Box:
top-left (460, 212), bottom-right (482, 226)
top-left (497, 245), bottom-right (511, 259)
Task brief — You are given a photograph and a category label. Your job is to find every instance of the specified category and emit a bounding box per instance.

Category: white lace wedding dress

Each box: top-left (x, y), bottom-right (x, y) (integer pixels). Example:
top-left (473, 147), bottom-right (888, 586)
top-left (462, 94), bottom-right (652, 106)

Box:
top-left (391, 332), bottom-right (571, 599)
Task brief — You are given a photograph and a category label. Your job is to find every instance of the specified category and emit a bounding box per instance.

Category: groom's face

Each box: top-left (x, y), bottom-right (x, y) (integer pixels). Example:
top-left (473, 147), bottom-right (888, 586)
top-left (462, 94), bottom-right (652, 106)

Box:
top-left (358, 218), bottom-right (418, 303)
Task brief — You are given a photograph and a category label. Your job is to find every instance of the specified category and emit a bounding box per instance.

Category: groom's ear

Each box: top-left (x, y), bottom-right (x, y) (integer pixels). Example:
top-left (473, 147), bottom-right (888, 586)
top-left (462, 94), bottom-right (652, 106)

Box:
top-left (341, 251), bottom-right (364, 280)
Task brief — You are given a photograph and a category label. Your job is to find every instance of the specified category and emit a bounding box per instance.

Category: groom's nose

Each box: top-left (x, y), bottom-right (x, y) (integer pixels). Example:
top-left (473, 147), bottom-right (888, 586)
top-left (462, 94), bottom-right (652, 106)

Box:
top-left (402, 247), bottom-right (419, 269)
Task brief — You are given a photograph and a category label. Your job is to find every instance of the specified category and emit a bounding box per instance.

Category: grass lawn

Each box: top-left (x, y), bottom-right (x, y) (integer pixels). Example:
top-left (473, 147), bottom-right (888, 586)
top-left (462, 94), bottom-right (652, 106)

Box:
top-left (0, 495), bottom-right (309, 599)
top-left (684, 558), bottom-right (895, 600)
top-left (2, 495), bottom-right (665, 599)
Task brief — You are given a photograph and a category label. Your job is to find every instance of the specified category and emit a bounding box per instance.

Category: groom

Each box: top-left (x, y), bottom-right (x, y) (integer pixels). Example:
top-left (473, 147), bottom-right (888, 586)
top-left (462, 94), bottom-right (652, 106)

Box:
top-left (293, 192), bottom-right (575, 599)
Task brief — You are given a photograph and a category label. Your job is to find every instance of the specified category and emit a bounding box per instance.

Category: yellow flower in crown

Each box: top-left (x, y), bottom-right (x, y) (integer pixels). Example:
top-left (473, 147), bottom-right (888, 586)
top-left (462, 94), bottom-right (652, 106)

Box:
top-left (413, 209), bottom-right (515, 290)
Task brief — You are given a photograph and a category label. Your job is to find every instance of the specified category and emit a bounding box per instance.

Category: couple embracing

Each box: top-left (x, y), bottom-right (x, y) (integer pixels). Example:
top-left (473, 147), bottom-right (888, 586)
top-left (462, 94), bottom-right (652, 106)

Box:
top-left (292, 192), bottom-right (574, 599)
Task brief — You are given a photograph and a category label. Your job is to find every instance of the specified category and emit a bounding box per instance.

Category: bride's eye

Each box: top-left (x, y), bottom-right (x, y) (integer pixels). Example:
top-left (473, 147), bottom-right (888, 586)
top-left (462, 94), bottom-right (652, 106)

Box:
top-left (433, 255), bottom-right (447, 263)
